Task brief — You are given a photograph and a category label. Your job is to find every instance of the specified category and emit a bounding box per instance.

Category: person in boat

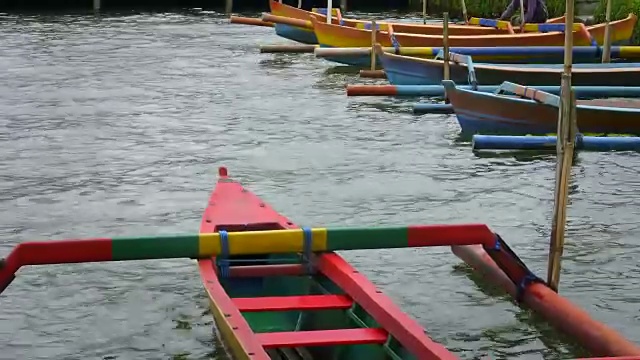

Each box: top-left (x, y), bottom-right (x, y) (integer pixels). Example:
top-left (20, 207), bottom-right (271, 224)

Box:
top-left (499, 0), bottom-right (548, 25)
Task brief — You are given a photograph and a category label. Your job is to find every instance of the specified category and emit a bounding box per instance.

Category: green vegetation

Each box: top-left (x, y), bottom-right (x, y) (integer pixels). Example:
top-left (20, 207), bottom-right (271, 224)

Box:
top-left (425, 0), bottom-right (566, 19)
top-left (593, 0), bottom-right (640, 43)
top-left (423, 0), bottom-right (639, 44)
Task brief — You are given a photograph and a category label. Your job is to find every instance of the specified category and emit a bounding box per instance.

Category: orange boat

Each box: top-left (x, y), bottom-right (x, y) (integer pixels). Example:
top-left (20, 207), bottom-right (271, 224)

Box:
top-left (309, 14), bottom-right (637, 48)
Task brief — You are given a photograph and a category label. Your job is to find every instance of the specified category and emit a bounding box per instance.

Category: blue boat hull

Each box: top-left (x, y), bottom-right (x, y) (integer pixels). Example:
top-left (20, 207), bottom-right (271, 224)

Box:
top-left (274, 24), bottom-right (317, 45)
top-left (379, 51), bottom-right (640, 86)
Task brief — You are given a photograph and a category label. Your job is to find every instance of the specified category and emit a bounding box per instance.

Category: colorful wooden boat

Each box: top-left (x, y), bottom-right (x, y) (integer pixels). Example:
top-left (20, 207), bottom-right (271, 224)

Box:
top-left (270, 0), bottom-right (568, 34)
top-left (266, 0), bottom-right (572, 44)
top-left (1, 166), bottom-right (640, 358)
top-left (310, 14), bottom-right (637, 48)
top-left (442, 80), bottom-right (640, 135)
top-left (318, 45), bottom-right (640, 67)
top-left (197, 167), bottom-right (462, 359)
top-left (376, 46), bottom-right (640, 86)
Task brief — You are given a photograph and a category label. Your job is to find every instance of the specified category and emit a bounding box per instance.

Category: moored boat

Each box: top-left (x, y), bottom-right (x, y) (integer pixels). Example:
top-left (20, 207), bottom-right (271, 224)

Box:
top-left (376, 46), bottom-right (640, 86)
top-left (442, 80), bottom-right (640, 135)
top-left (270, 0), bottom-right (568, 35)
top-left (310, 14), bottom-right (637, 48)
top-left (197, 167), bottom-right (463, 359)
top-left (1, 166), bottom-right (640, 358)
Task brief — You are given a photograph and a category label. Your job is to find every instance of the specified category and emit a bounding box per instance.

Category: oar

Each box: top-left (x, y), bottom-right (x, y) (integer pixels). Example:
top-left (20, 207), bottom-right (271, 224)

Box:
top-left (0, 224), bottom-right (496, 294)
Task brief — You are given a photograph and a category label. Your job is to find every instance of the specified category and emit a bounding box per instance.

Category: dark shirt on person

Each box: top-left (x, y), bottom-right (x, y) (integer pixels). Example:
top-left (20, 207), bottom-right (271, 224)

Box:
top-left (499, 0), bottom-right (549, 23)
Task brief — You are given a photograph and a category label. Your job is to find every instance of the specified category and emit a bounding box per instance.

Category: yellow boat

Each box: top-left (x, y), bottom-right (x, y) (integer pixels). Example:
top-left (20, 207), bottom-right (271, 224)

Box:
top-left (309, 13), bottom-right (637, 48)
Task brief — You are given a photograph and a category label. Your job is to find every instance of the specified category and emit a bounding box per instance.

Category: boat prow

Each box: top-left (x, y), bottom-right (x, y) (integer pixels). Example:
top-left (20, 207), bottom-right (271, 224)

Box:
top-left (197, 167), bottom-right (457, 360)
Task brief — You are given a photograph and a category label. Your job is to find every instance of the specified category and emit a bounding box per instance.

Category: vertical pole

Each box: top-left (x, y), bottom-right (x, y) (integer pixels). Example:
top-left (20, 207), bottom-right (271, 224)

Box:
top-left (443, 12), bottom-right (450, 81)
top-left (225, 0), bottom-right (232, 14)
top-left (370, 20), bottom-right (377, 71)
top-left (340, 0), bottom-right (347, 12)
top-left (93, 0), bottom-right (100, 12)
top-left (601, 0), bottom-right (612, 63)
top-left (327, 0), bottom-right (333, 23)
top-left (519, 0), bottom-right (526, 32)
top-left (298, 0), bottom-right (302, 8)
top-left (547, 0), bottom-right (576, 293)
top-left (460, 0), bottom-right (468, 23)
top-left (422, 0), bottom-right (427, 24)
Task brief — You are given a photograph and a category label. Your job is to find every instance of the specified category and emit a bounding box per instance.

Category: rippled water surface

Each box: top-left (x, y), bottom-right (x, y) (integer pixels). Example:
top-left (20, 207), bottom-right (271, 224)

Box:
top-left (1, 9), bottom-right (639, 360)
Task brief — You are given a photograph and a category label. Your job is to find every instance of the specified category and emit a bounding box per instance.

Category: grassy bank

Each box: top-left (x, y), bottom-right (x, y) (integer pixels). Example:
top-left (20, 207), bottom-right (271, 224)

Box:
top-left (593, 0), bottom-right (640, 43)
top-left (425, 0), bottom-right (566, 19)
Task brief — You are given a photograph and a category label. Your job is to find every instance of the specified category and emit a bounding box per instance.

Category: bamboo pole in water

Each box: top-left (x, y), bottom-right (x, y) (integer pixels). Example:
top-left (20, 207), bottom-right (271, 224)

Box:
top-left (423, 0), bottom-right (427, 24)
top-left (460, 0), bottom-right (468, 23)
top-left (519, 0), bottom-right (526, 32)
top-left (443, 13), bottom-right (450, 81)
top-left (601, 0), bottom-right (613, 62)
top-left (547, 0), bottom-right (577, 292)
top-left (370, 20), bottom-right (377, 70)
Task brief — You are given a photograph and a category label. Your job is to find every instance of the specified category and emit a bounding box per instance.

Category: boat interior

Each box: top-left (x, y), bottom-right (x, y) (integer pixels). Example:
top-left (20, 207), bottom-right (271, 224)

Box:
top-left (214, 222), bottom-right (410, 360)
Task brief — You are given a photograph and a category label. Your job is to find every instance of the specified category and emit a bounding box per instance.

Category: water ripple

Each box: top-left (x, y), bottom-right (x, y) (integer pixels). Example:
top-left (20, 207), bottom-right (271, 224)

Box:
top-left (1, 9), bottom-right (639, 360)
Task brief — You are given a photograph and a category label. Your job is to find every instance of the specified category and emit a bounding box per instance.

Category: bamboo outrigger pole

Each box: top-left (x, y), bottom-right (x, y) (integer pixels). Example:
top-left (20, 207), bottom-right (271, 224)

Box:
top-left (546, 0), bottom-right (578, 292)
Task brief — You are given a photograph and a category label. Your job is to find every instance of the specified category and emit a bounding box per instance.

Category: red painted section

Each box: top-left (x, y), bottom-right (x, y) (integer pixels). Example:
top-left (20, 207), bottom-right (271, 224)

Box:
top-left (233, 294), bottom-right (353, 312)
top-left (18, 239), bottom-right (113, 265)
top-left (346, 85), bottom-right (398, 96)
top-left (256, 328), bottom-right (388, 348)
top-left (452, 245), bottom-right (640, 357)
top-left (198, 166), bottom-right (299, 359)
top-left (1, 239), bottom-right (112, 295)
top-left (407, 224), bottom-right (495, 247)
top-left (229, 264), bottom-right (305, 278)
top-left (315, 253), bottom-right (458, 360)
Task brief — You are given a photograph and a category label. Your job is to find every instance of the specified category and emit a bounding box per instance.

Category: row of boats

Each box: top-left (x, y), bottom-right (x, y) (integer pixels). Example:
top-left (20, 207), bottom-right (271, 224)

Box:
top-left (207, 3), bottom-right (640, 358)
top-left (237, 0), bottom-right (640, 145)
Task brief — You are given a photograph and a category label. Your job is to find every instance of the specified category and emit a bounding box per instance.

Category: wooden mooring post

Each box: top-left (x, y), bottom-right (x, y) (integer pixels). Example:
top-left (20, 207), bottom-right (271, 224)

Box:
top-left (93, 0), bottom-right (100, 12)
top-left (546, 0), bottom-right (578, 292)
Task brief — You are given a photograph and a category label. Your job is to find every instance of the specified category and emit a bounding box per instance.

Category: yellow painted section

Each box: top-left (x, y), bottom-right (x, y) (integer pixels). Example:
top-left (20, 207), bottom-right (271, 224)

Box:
top-left (619, 46), bottom-right (640, 58)
top-left (197, 228), bottom-right (327, 256)
top-left (208, 300), bottom-right (252, 360)
top-left (199, 233), bottom-right (221, 257)
top-left (398, 47), bottom-right (435, 56)
top-left (311, 227), bottom-right (328, 252)
top-left (467, 17), bottom-right (512, 30)
top-left (312, 7), bottom-right (340, 16)
top-left (225, 228), bottom-right (328, 255)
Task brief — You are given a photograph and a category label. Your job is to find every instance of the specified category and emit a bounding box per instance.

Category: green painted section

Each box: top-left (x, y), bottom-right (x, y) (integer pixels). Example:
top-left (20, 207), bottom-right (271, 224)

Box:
top-left (326, 227), bottom-right (409, 251)
top-left (111, 234), bottom-right (199, 260)
top-left (219, 252), bottom-right (416, 359)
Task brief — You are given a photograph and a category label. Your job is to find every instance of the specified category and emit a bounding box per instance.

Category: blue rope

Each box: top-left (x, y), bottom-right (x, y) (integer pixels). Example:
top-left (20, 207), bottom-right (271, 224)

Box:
top-left (390, 33), bottom-right (400, 52)
top-left (516, 274), bottom-right (540, 303)
top-left (492, 236), bottom-right (501, 251)
top-left (218, 230), bottom-right (230, 278)
top-left (302, 227), bottom-right (314, 274)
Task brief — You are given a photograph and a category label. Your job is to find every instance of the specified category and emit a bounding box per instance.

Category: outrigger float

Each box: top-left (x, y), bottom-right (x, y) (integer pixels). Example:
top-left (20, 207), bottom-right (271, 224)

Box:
top-left (1, 167), bottom-right (640, 359)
